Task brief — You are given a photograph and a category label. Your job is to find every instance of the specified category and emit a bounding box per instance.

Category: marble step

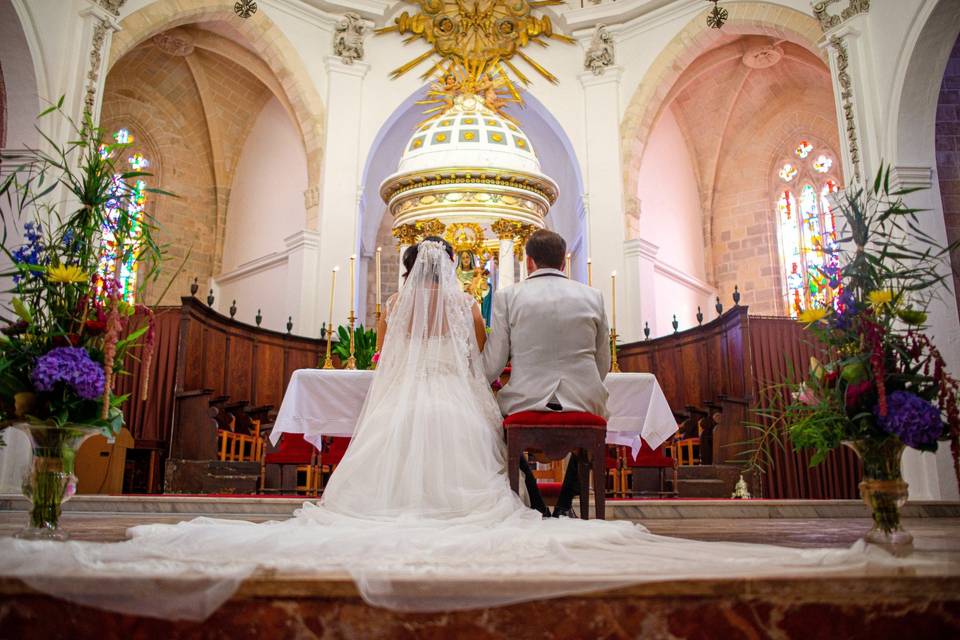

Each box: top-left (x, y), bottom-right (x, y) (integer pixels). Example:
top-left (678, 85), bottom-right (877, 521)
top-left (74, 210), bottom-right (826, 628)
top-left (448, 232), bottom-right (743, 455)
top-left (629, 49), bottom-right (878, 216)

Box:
top-left (2, 495), bottom-right (956, 519)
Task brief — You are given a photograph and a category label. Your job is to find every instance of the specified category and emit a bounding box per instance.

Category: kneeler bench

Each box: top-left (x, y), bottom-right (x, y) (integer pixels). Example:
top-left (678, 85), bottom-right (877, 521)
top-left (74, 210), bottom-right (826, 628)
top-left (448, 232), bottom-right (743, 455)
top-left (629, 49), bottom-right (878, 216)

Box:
top-left (503, 411), bottom-right (607, 520)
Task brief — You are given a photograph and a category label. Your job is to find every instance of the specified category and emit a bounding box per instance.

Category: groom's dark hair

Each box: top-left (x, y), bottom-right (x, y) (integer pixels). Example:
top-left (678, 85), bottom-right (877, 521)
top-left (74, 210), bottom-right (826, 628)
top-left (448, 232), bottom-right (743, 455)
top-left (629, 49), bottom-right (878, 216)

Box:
top-left (525, 229), bottom-right (566, 270)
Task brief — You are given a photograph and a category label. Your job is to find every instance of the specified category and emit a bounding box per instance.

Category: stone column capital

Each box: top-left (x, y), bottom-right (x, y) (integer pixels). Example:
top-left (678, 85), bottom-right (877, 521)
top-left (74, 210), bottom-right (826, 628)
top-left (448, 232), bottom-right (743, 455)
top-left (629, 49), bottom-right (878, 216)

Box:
top-left (490, 219), bottom-right (520, 240)
top-left (392, 223), bottom-right (419, 248)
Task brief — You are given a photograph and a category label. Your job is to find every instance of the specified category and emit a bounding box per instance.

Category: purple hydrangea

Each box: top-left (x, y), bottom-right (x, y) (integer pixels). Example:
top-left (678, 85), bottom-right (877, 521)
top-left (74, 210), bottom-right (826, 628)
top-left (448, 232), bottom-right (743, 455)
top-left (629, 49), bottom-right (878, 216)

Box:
top-left (31, 347), bottom-right (105, 401)
top-left (874, 390), bottom-right (943, 449)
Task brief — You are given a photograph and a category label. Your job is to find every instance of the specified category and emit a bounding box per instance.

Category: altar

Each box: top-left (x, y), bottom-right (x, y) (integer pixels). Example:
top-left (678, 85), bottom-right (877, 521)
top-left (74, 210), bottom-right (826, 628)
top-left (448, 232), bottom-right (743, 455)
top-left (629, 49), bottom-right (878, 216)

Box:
top-left (271, 370), bottom-right (677, 457)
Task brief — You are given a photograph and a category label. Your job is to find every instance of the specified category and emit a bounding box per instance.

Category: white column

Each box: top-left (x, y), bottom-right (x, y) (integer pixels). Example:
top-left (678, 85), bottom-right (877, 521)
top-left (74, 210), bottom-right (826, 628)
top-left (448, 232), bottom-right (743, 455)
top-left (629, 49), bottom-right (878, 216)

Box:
top-left (498, 237), bottom-right (515, 289)
top-left (821, 17), bottom-right (880, 187)
top-left (623, 238), bottom-right (659, 337)
top-left (316, 57), bottom-right (370, 335)
top-left (283, 231), bottom-right (322, 336)
top-left (579, 67), bottom-right (635, 340)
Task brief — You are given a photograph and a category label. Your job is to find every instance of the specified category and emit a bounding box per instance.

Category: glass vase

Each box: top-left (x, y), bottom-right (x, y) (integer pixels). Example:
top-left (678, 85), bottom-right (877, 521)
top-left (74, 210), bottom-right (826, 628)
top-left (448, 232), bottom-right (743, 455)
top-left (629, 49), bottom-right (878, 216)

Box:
top-left (15, 422), bottom-right (99, 541)
top-left (843, 438), bottom-right (913, 556)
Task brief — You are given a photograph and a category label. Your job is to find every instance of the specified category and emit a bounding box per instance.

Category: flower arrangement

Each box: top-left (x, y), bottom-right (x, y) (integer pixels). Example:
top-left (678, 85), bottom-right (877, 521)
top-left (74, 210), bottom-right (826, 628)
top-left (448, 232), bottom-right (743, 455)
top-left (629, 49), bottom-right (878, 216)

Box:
top-left (0, 99), bottom-right (170, 435)
top-left (753, 164), bottom-right (959, 552)
top-left (0, 100), bottom-right (173, 537)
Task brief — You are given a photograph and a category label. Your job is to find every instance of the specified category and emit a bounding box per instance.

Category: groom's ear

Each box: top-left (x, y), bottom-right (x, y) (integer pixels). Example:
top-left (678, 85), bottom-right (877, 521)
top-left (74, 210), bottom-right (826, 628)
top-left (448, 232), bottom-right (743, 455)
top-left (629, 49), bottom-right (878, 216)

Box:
top-left (526, 255), bottom-right (536, 274)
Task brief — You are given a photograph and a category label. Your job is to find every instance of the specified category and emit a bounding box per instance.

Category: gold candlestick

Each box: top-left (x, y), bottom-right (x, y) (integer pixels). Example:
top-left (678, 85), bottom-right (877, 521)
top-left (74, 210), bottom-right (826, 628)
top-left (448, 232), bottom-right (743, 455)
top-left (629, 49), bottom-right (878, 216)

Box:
top-left (322, 266), bottom-right (339, 369)
top-left (587, 257), bottom-right (592, 286)
top-left (372, 302), bottom-right (381, 370)
top-left (610, 327), bottom-right (622, 373)
top-left (610, 271), bottom-right (621, 372)
top-left (345, 310), bottom-right (357, 370)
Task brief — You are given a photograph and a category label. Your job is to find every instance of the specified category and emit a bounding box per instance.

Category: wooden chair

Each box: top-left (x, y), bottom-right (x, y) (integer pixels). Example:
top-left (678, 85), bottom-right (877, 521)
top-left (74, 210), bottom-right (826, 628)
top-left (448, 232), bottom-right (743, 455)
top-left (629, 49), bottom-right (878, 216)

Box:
top-left (317, 436), bottom-right (351, 493)
top-left (504, 411), bottom-right (607, 520)
top-left (622, 441), bottom-right (679, 497)
top-left (674, 413), bottom-right (702, 466)
top-left (259, 433), bottom-right (319, 496)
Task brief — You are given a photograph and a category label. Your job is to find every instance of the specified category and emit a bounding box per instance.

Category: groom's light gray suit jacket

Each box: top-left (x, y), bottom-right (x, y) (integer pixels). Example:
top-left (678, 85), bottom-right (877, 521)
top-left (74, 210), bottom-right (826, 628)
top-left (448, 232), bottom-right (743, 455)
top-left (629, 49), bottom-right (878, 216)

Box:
top-left (482, 268), bottom-right (611, 418)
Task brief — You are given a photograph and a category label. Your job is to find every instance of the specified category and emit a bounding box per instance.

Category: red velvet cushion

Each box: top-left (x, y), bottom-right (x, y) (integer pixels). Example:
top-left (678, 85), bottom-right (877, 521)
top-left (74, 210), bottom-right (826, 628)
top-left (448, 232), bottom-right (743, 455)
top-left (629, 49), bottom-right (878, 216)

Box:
top-left (264, 433), bottom-right (315, 465)
top-left (320, 436), bottom-right (350, 465)
top-left (503, 411), bottom-right (607, 428)
top-left (537, 481), bottom-right (562, 498)
top-left (627, 442), bottom-right (674, 468)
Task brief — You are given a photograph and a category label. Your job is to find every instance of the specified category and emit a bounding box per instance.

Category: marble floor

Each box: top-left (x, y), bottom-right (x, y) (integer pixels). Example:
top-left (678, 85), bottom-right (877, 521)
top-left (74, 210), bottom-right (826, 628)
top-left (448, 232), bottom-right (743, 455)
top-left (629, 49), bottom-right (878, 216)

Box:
top-left (1, 510), bottom-right (960, 551)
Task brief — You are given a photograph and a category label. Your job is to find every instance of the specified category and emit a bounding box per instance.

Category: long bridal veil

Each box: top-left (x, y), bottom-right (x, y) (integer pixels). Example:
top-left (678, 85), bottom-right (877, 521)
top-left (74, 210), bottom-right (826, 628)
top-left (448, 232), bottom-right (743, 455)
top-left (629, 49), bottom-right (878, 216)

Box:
top-left (0, 241), bottom-right (924, 620)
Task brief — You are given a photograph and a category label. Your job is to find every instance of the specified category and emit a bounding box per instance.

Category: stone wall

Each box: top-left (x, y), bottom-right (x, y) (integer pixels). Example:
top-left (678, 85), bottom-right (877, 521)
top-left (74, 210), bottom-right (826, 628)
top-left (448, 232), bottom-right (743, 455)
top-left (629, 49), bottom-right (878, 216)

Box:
top-left (936, 34), bottom-right (960, 319)
top-left (100, 30), bottom-right (272, 305)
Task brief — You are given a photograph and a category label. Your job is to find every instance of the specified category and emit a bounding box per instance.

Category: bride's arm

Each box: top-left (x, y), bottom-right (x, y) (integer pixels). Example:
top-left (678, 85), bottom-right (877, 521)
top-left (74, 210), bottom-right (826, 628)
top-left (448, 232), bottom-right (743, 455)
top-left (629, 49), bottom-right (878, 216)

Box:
top-left (471, 302), bottom-right (487, 352)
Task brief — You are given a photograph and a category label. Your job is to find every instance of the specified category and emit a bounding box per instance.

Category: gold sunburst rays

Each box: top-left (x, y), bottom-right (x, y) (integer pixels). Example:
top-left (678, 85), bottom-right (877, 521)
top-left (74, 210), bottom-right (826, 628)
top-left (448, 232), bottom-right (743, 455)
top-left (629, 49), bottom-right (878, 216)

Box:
top-left (376, 1), bottom-right (572, 89)
top-left (414, 60), bottom-right (521, 125)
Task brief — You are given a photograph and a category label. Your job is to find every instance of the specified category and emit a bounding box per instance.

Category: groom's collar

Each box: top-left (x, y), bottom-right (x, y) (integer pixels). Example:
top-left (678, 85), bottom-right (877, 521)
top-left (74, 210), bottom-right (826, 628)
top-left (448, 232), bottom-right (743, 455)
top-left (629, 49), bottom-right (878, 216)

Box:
top-left (527, 268), bottom-right (567, 280)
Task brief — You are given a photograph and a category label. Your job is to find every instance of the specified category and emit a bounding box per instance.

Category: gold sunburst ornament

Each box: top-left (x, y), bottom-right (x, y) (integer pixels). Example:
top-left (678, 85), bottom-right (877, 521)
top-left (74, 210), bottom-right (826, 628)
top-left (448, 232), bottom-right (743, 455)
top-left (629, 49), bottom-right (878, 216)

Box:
top-left (377, 1), bottom-right (572, 102)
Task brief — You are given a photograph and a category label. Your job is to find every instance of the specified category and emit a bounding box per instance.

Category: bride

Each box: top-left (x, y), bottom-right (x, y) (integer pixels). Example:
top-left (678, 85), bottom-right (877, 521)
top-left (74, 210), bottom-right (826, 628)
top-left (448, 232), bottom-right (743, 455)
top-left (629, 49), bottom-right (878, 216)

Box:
top-left (0, 239), bottom-right (911, 620)
top-left (319, 237), bottom-right (530, 522)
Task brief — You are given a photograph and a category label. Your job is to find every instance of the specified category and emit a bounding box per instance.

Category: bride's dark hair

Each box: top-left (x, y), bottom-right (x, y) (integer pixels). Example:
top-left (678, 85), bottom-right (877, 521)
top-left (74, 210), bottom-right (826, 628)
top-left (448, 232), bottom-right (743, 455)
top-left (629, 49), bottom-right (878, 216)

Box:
top-left (402, 236), bottom-right (454, 279)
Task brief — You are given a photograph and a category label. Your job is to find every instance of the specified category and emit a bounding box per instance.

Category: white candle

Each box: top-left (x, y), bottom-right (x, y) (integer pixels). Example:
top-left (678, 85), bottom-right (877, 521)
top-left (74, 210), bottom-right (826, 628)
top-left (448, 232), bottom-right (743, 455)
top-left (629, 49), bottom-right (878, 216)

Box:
top-left (349, 255), bottom-right (356, 316)
top-left (328, 266), bottom-right (339, 337)
top-left (611, 270), bottom-right (617, 330)
top-left (375, 247), bottom-right (382, 306)
top-left (565, 253), bottom-right (572, 277)
top-left (587, 257), bottom-right (592, 286)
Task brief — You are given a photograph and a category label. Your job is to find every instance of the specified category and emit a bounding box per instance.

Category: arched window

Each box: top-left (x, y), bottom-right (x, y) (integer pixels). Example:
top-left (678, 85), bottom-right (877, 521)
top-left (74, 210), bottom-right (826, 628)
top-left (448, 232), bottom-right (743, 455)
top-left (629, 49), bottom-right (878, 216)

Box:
top-left (775, 139), bottom-right (841, 317)
top-left (98, 128), bottom-right (148, 303)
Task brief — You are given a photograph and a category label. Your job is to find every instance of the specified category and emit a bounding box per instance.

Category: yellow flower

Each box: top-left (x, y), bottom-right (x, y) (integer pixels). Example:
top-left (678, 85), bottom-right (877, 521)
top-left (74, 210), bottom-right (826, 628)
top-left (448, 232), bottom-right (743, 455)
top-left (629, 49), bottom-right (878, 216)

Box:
top-left (47, 264), bottom-right (89, 284)
top-left (797, 307), bottom-right (828, 325)
top-left (868, 289), bottom-right (894, 308)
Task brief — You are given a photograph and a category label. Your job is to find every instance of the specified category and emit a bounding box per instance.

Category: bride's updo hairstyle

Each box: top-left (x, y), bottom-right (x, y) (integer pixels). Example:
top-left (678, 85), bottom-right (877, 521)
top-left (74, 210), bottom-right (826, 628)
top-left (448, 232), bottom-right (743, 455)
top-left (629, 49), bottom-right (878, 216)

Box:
top-left (401, 236), bottom-right (454, 279)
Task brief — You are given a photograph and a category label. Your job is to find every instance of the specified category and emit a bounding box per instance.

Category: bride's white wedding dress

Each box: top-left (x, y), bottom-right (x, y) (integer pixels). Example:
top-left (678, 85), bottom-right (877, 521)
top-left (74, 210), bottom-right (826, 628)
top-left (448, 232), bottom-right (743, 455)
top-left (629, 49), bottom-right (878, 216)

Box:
top-left (0, 242), bottom-right (917, 620)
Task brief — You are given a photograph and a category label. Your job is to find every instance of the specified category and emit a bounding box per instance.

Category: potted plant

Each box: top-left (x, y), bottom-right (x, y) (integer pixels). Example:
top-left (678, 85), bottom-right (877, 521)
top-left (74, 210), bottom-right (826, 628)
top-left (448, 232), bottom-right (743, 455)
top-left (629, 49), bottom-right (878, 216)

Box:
top-left (331, 324), bottom-right (377, 370)
top-left (751, 165), bottom-right (959, 556)
top-left (0, 100), bottom-right (170, 539)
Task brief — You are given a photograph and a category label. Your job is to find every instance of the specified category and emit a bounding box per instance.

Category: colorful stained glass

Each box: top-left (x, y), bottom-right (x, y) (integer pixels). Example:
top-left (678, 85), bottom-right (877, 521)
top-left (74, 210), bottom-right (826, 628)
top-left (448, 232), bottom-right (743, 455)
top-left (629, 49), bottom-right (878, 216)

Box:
top-left (795, 140), bottom-right (813, 158)
top-left (813, 154), bottom-right (832, 173)
top-left (779, 163), bottom-right (798, 182)
top-left (777, 163), bottom-right (842, 316)
top-left (97, 129), bottom-right (147, 303)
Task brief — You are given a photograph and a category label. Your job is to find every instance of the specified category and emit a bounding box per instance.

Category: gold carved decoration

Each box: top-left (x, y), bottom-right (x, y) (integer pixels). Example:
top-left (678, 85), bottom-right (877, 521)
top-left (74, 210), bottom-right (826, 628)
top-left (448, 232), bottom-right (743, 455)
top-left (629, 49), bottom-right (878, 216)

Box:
top-left (490, 218), bottom-right (521, 240)
top-left (444, 223), bottom-right (486, 256)
top-left (513, 222), bottom-right (536, 258)
top-left (376, 1), bottom-right (573, 110)
top-left (416, 218), bottom-right (447, 237)
top-left (392, 223), bottom-right (420, 247)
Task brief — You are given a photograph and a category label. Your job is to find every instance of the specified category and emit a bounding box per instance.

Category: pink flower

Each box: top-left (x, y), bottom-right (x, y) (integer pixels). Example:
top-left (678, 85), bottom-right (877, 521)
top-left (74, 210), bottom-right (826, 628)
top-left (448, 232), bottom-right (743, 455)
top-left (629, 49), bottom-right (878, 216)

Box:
top-left (796, 383), bottom-right (820, 407)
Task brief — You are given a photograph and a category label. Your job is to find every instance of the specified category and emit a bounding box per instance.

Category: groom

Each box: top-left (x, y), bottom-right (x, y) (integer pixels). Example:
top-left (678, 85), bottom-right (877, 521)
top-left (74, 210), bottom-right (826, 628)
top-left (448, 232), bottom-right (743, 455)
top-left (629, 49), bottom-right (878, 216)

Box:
top-left (483, 229), bottom-right (611, 517)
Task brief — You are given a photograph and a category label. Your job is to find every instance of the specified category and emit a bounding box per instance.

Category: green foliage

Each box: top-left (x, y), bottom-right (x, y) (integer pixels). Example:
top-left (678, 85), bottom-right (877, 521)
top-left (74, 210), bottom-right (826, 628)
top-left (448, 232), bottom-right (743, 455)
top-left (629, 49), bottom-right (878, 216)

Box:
top-left (0, 100), bottom-right (172, 436)
top-left (330, 324), bottom-right (377, 370)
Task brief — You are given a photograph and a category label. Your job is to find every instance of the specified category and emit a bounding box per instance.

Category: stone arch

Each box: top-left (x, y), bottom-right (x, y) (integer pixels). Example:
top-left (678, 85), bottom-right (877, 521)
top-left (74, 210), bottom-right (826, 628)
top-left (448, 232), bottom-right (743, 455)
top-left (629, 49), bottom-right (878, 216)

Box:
top-left (620, 1), bottom-right (825, 215)
top-left (108, 0), bottom-right (324, 189)
top-left (888, 0), bottom-right (960, 165)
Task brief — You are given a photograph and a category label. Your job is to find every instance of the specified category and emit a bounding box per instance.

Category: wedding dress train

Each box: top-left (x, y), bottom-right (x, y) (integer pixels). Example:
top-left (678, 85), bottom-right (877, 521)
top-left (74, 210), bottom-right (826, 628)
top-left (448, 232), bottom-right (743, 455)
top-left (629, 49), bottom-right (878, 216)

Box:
top-left (0, 242), bottom-right (918, 620)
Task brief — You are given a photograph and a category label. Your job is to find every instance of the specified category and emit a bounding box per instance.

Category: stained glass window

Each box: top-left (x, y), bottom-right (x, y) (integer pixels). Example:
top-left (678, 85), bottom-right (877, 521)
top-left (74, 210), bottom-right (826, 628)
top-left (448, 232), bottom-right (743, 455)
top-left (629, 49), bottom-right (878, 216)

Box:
top-left (97, 129), bottom-right (148, 303)
top-left (779, 163), bottom-right (798, 182)
top-left (775, 141), bottom-right (841, 316)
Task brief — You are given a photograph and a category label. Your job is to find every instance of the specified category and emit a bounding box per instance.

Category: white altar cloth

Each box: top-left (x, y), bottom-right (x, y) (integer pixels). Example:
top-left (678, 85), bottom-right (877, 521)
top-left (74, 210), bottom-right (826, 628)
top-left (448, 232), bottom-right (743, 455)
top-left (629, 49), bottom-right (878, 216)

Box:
top-left (271, 370), bottom-right (677, 457)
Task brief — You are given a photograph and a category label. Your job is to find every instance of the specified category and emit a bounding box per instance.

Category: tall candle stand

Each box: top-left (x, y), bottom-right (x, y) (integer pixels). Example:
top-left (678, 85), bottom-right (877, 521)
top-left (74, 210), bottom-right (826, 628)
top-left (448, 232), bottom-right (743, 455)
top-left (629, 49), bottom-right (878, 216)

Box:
top-left (345, 311), bottom-right (357, 370)
top-left (609, 327), bottom-right (622, 373)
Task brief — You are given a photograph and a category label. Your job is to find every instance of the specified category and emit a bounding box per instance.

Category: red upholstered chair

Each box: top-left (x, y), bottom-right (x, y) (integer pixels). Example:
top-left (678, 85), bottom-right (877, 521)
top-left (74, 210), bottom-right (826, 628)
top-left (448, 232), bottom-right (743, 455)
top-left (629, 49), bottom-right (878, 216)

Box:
top-left (260, 433), bottom-right (319, 496)
top-left (622, 441), bottom-right (678, 497)
top-left (504, 411), bottom-right (607, 520)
